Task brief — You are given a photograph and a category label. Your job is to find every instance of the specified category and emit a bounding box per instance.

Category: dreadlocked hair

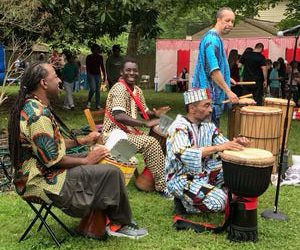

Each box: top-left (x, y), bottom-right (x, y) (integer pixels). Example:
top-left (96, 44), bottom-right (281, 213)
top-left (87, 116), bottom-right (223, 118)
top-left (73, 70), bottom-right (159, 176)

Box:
top-left (8, 62), bottom-right (48, 176)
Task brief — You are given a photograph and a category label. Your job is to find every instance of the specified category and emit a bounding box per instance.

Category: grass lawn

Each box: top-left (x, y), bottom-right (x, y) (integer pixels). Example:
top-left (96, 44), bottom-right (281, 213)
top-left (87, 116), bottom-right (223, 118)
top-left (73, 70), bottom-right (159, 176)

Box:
top-left (0, 87), bottom-right (300, 250)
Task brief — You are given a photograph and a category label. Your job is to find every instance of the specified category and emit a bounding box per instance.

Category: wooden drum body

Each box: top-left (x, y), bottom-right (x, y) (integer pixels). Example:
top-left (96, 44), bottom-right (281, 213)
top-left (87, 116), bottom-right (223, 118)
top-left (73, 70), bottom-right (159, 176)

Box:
top-left (149, 125), bottom-right (168, 155)
top-left (240, 106), bottom-right (282, 157)
top-left (264, 97), bottom-right (295, 149)
top-left (228, 98), bottom-right (255, 141)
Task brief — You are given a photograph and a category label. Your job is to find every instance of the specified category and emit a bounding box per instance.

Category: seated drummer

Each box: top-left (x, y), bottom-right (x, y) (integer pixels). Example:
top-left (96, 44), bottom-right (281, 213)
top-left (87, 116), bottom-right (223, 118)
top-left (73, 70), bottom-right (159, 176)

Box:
top-left (165, 88), bottom-right (250, 214)
top-left (8, 63), bottom-right (148, 239)
top-left (102, 57), bottom-right (171, 198)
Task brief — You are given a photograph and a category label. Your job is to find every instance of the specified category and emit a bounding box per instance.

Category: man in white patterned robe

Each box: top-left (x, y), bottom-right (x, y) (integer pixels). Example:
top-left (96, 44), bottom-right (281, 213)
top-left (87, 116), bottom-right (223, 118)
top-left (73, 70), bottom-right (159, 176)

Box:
top-left (165, 88), bottom-right (249, 213)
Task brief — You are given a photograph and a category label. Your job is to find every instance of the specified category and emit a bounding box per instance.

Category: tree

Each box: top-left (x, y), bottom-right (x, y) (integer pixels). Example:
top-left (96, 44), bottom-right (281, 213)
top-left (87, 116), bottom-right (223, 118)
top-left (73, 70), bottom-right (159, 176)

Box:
top-left (278, 1), bottom-right (300, 29)
top-left (0, 0), bottom-right (49, 45)
top-left (0, 0), bottom-right (49, 106)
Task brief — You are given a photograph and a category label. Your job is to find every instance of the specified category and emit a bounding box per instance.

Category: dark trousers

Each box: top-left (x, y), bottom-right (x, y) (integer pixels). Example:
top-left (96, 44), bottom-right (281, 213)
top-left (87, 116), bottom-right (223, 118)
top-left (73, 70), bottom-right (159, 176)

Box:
top-left (243, 81), bottom-right (263, 106)
top-left (47, 164), bottom-right (132, 225)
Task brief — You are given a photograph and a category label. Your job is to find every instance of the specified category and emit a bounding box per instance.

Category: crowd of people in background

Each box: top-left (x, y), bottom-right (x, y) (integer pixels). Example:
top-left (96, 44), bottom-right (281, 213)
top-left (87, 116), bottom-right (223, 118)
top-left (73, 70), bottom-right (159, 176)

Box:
top-left (229, 46), bottom-right (300, 107)
top-left (11, 41), bottom-right (300, 111)
top-left (26, 43), bottom-right (125, 111)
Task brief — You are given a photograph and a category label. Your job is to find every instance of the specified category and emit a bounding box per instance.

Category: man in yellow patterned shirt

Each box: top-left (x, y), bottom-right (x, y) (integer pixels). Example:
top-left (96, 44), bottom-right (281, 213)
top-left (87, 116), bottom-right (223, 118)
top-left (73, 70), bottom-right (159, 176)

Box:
top-left (8, 63), bottom-right (148, 240)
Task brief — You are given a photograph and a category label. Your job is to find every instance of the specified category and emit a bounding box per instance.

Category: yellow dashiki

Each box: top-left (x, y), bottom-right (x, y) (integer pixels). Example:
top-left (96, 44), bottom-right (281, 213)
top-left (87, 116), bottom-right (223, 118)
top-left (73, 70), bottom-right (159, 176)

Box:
top-left (16, 97), bottom-right (66, 203)
top-left (102, 81), bottom-right (149, 137)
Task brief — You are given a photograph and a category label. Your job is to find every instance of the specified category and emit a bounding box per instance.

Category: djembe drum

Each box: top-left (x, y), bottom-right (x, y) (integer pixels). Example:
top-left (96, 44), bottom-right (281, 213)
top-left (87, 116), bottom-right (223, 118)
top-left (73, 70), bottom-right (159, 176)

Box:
top-left (77, 210), bottom-right (107, 240)
top-left (134, 167), bottom-right (155, 192)
top-left (227, 98), bottom-right (256, 140)
top-left (221, 148), bottom-right (275, 242)
top-left (264, 97), bottom-right (295, 150)
top-left (240, 106), bottom-right (282, 160)
top-left (149, 125), bottom-right (168, 155)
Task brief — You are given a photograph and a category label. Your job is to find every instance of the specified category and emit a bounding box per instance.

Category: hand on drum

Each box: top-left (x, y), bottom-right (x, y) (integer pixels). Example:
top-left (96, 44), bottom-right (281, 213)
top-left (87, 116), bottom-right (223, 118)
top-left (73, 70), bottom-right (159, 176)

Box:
top-left (226, 90), bottom-right (239, 104)
top-left (87, 145), bottom-right (110, 164)
top-left (233, 136), bottom-right (251, 147)
top-left (152, 106), bottom-right (171, 117)
top-left (145, 118), bottom-right (160, 128)
top-left (219, 141), bottom-right (244, 151)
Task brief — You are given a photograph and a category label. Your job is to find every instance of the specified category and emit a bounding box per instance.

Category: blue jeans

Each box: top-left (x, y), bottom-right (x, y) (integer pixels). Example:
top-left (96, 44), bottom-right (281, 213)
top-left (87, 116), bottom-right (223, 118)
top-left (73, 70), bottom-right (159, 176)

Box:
top-left (87, 73), bottom-right (101, 107)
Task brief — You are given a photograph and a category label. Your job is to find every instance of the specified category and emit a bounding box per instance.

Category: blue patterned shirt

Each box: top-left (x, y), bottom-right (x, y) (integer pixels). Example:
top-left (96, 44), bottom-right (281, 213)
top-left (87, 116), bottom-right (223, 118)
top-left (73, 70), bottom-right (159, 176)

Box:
top-left (165, 115), bottom-right (228, 199)
top-left (192, 29), bottom-right (230, 118)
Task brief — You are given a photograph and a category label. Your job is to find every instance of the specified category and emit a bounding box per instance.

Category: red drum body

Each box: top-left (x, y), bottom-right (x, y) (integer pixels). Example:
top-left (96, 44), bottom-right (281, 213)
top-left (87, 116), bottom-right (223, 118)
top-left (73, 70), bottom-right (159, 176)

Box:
top-left (77, 210), bottom-right (107, 240)
top-left (134, 167), bottom-right (155, 192)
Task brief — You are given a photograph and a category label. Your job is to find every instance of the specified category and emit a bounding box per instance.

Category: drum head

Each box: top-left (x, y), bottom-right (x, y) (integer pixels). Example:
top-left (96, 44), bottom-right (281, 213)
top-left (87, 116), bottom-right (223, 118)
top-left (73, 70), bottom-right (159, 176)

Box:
top-left (220, 148), bottom-right (275, 167)
top-left (241, 106), bottom-right (282, 114)
top-left (265, 97), bottom-right (296, 107)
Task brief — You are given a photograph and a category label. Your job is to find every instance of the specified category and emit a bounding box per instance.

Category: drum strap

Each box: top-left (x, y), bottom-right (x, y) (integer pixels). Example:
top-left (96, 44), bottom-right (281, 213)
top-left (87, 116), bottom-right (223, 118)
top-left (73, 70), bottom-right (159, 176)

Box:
top-left (118, 78), bottom-right (150, 120)
top-left (104, 109), bottom-right (142, 135)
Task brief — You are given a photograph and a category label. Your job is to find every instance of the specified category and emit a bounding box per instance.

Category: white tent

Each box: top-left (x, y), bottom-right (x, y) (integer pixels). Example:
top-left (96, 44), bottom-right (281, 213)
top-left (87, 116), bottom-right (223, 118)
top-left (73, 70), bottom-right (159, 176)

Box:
top-left (155, 36), bottom-right (298, 91)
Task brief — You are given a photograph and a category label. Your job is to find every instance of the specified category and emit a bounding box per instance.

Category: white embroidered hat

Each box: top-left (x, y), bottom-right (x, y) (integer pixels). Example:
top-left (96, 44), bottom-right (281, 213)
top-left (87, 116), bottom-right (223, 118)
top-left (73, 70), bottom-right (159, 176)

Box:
top-left (183, 88), bottom-right (211, 105)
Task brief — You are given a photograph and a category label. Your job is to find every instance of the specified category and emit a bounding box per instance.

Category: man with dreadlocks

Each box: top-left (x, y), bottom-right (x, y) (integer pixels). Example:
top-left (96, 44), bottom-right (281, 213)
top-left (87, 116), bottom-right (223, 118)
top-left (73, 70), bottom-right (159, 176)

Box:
top-left (8, 63), bottom-right (148, 240)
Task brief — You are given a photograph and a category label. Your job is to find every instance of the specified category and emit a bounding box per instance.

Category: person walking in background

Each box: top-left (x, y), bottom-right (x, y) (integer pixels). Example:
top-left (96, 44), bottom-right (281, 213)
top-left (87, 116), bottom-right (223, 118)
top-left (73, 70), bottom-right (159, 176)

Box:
top-left (240, 43), bottom-right (267, 106)
top-left (106, 45), bottom-right (123, 90)
top-left (228, 49), bottom-right (242, 97)
top-left (278, 57), bottom-right (287, 98)
top-left (288, 61), bottom-right (300, 107)
top-left (73, 59), bottom-right (82, 92)
top-left (86, 43), bottom-right (106, 109)
top-left (177, 67), bottom-right (189, 92)
top-left (62, 53), bottom-right (78, 110)
top-left (192, 7), bottom-right (239, 127)
top-left (269, 61), bottom-right (281, 98)
top-left (239, 47), bottom-right (253, 82)
top-left (48, 49), bottom-right (64, 79)
top-left (266, 59), bottom-right (273, 96)
top-left (154, 73), bottom-right (159, 92)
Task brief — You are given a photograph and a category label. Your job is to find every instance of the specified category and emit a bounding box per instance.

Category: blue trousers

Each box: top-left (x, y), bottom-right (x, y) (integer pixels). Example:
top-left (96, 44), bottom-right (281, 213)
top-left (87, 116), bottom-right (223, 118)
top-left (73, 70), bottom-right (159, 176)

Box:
top-left (87, 73), bottom-right (101, 107)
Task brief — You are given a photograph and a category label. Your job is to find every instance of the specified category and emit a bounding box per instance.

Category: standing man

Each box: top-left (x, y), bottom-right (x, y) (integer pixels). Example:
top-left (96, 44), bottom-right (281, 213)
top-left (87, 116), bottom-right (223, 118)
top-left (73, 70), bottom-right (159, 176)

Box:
top-left (102, 57), bottom-right (171, 197)
top-left (86, 43), bottom-right (106, 109)
top-left (106, 45), bottom-right (123, 90)
top-left (192, 7), bottom-right (239, 127)
top-left (240, 43), bottom-right (267, 106)
top-left (8, 62), bottom-right (148, 240)
top-left (165, 88), bottom-right (249, 214)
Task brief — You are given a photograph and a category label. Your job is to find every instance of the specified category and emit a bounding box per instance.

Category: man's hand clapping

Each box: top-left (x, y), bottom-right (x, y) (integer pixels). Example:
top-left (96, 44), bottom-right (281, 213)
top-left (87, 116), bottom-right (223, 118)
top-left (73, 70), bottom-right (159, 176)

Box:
top-left (152, 106), bottom-right (171, 117)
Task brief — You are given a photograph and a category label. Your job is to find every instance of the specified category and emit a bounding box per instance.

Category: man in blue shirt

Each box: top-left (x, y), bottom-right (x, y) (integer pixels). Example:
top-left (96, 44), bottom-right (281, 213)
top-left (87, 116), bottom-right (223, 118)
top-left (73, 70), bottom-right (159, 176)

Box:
top-left (192, 7), bottom-right (239, 127)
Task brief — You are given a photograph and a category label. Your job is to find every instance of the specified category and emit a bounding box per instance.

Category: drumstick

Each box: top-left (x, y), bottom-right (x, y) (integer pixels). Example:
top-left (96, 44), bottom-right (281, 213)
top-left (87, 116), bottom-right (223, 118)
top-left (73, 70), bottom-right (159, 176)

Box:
top-left (222, 93), bottom-right (253, 104)
top-left (236, 81), bottom-right (256, 85)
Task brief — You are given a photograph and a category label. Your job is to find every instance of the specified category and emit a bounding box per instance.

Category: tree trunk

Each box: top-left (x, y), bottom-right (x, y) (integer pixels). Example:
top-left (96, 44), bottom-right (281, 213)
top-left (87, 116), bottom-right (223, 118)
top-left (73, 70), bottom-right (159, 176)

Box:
top-left (126, 23), bottom-right (140, 57)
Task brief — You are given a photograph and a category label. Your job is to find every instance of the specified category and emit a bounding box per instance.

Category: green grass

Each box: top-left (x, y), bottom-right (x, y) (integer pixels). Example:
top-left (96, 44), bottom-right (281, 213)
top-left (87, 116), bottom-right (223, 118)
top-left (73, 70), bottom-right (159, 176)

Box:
top-left (0, 88), bottom-right (300, 250)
